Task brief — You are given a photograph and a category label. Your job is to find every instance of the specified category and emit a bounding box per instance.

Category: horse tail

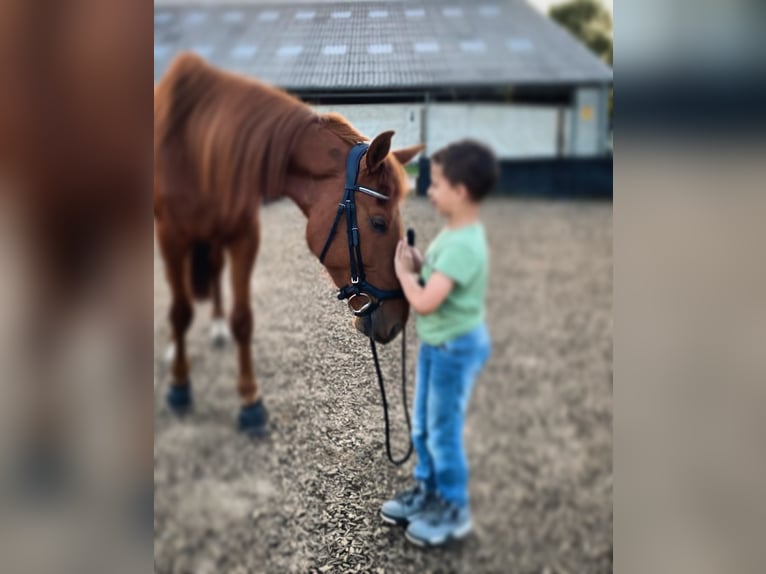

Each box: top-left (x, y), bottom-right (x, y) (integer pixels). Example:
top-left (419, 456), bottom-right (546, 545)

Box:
top-left (190, 242), bottom-right (213, 300)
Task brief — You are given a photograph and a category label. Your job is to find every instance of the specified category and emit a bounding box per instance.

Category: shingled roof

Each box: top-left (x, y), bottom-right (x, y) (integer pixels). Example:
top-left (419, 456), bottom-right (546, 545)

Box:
top-left (154, 1), bottom-right (613, 89)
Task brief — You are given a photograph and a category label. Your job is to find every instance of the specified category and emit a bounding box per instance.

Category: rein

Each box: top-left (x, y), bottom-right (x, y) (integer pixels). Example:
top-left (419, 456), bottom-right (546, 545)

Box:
top-left (369, 319), bottom-right (413, 466)
top-left (319, 142), bottom-right (413, 465)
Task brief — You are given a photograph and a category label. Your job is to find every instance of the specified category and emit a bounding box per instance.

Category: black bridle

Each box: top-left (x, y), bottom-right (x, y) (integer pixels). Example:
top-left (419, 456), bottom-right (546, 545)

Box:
top-left (318, 142), bottom-right (404, 317)
top-left (318, 142), bottom-right (413, 465)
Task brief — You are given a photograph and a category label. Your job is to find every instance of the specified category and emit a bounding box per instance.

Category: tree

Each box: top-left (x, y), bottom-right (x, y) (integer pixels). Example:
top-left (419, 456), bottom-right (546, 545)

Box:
top-left (549, 0), bottom-right (613, 120)
top-left (549, 0), bottom-right (613, 66)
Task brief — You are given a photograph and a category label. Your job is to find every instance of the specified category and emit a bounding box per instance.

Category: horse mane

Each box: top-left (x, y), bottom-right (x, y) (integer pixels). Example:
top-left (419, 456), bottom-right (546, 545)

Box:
top-left (155, 54), bottom-right (406, 218)
top-left (155, 52), bottom-right (319, 221)
top-left (317, 113), bottom-right (366, 145)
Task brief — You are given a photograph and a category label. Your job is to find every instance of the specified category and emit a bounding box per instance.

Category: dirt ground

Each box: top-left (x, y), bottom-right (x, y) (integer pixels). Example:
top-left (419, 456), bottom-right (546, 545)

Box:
top-left (154, 197), bottom-right (612, 574)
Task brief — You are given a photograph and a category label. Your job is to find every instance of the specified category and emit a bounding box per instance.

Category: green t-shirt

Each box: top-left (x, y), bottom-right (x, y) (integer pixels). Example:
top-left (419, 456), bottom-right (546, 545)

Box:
top-left (416, 223), bottom-right (489, 346)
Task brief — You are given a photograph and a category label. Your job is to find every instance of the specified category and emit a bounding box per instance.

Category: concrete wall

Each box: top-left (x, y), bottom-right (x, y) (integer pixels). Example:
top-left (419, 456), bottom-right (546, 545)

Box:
top-left (315, 100), bottom-right (606, 160)
top-left (570, 86), bottom-right (610, 157)
top-left (314, 104), bottom-right (423, 152)
top-left (426, 103), bottom-right (561, 159)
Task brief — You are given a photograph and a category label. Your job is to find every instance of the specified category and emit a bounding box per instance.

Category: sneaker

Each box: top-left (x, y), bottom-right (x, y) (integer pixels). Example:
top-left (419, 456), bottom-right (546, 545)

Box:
top-left (405, 496), bottom-right (473, 547)
top-left (380, 482), bottom-right (434, 526)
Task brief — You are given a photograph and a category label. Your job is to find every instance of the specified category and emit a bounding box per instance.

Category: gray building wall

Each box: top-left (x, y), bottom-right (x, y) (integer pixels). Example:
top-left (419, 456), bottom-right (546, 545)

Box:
top-left (426, 104), bottom-right (561, 159)
top-left (314, 104), bottom-right (423, 153)
top-left (570, 86), bottom-right (610, 157)
top-left (315, 102), bottom-right (582, 160)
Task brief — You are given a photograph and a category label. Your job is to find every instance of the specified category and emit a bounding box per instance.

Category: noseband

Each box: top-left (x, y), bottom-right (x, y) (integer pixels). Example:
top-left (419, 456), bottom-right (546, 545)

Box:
top-left (318, 143), bottom-right (404, 317)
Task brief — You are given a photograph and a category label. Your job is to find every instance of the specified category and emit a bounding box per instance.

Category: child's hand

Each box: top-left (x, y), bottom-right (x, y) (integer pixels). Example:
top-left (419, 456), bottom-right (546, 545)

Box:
top-left (394, 239), bottom-right (417, 279)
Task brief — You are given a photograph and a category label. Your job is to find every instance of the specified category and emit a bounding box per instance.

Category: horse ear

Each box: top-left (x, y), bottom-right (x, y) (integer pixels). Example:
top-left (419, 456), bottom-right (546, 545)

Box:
top-left (366, 130), bottom-right (395, 172)
top-left (392, 144), bottom-right (425, 166)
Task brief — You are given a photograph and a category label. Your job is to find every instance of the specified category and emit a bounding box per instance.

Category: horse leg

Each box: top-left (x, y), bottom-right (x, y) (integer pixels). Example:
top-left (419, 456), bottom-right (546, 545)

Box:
top-left (161, 240), bottom-right (194, 414)
top-left (228, 228), bottom-right (268, 437)
top-left (210, 244), bottom-right (229, 348)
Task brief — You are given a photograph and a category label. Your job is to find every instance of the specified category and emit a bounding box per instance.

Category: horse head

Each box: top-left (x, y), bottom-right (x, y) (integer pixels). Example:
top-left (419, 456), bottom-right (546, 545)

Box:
top-left (297, 126), bottom-right (423, 344)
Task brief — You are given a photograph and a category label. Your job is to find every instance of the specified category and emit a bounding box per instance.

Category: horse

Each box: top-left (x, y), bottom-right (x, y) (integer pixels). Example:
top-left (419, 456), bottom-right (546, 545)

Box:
top-left (154, 53), bottom-right (423, 436)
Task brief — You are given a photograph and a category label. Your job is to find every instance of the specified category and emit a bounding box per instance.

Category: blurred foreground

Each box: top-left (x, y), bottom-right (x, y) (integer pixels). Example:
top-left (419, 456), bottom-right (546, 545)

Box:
top-left (616, 2), bottom-right (766, 573)
top-left (0, 1), bottom-right (152, 573)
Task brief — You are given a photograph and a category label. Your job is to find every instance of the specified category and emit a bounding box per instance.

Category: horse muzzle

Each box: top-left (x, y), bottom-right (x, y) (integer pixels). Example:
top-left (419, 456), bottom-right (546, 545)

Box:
top-left (355, 312), bottom-right (402, 344)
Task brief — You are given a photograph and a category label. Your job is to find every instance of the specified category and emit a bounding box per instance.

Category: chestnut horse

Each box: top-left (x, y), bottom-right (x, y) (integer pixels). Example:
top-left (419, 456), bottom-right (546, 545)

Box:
top-left (154, 53), bottom-right (422, 436)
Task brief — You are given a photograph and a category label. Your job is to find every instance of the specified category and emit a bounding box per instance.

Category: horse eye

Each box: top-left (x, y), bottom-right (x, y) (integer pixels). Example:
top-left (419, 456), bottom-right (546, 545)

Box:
top-left (370, 217), bottom-right (388, 233)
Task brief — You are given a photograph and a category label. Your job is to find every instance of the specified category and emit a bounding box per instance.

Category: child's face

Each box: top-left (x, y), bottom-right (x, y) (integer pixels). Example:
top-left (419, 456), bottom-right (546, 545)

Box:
top-left (428, 162), bottom-right (464, 216)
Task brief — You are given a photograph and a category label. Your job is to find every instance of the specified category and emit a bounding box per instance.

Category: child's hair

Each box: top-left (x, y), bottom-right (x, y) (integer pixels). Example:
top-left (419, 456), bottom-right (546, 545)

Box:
top-left (431, 139), bottom-right (499, 202)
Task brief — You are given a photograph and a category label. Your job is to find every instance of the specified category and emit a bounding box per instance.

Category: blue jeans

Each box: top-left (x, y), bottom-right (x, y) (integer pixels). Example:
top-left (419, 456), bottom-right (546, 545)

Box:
top-left (412, 323), bottom-right (491, 509)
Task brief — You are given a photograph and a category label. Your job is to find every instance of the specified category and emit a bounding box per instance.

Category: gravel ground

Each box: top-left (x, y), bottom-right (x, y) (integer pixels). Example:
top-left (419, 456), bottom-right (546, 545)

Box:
top-left (154, 197), bottom-right (612, 574)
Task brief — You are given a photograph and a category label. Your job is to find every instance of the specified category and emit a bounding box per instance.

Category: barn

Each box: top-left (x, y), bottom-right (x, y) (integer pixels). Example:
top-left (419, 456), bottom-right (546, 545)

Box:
top-left (154, 0), bottom-right (613, 196)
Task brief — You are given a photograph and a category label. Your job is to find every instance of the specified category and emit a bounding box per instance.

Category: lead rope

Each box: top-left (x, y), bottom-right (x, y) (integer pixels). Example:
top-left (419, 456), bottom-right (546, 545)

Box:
top-left (369, 316), bottom-right (413, 465)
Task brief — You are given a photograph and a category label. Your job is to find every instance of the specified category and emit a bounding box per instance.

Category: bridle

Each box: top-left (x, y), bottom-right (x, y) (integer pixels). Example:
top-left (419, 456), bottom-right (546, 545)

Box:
top-left (318, 142), bottom-right (404, 317)
top-left (318, 142), bottom-right (413, 465)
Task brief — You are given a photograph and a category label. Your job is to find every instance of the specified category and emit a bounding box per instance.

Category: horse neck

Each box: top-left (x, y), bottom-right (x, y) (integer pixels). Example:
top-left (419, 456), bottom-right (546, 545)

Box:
top-left (281, 126), bottom-right (350, 219)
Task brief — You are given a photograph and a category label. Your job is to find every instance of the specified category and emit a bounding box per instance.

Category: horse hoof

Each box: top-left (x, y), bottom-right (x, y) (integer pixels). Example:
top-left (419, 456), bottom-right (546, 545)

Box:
top-left (238, 400), bottom-right (269, 438)
top-left (166, 384), bottom-right (193, 415)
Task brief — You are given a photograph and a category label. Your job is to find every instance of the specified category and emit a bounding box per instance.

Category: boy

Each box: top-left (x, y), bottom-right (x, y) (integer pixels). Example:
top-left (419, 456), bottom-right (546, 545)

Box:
top-left (383, 140), bottom-right (498, 546)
